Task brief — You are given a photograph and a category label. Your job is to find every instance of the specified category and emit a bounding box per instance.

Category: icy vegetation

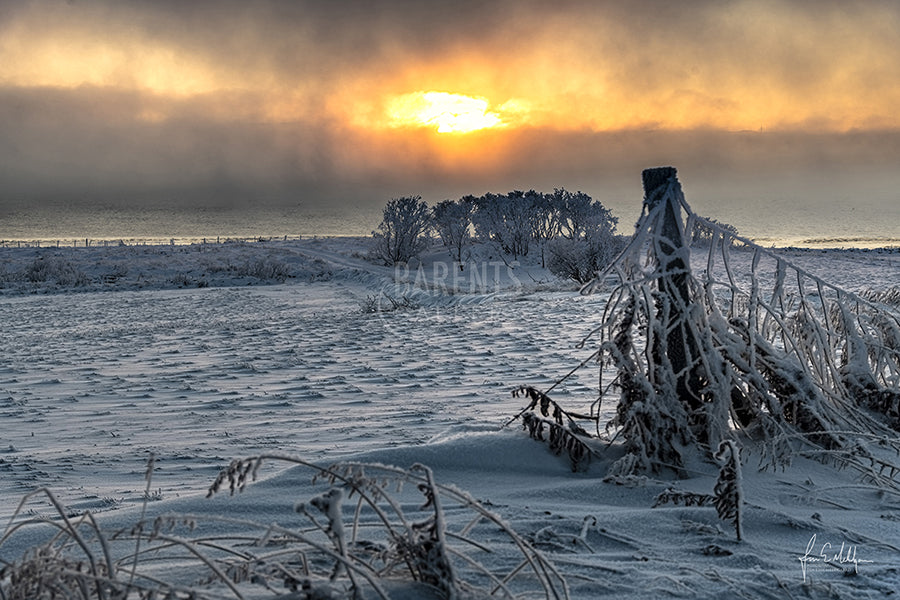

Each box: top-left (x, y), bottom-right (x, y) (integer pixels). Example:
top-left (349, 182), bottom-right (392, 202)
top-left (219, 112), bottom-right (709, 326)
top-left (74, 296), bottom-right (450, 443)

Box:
top-left (574, 171), bottom-right (900, 482)
top-left (368, 188), bottom-right (623, 283)
top-left (1, 216), bottom-right (900, 597)
top-left (2, 456), bottom-right (566, 599)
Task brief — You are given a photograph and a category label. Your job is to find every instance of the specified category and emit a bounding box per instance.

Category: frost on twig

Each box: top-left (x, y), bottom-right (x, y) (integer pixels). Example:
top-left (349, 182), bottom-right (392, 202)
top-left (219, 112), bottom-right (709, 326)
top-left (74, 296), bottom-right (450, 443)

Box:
top-left (580, 167), bottom-right (900, 481)
top-left (512, 168), bottom-right (900, 488)
top-left (2, 455), bottom-right (570, 599)
top-left (512, 386), bottom-right (595, 472)
top-left (712, 440), bottom-right (744, 541)
top-left (654, 440), bottom-right (744, 541)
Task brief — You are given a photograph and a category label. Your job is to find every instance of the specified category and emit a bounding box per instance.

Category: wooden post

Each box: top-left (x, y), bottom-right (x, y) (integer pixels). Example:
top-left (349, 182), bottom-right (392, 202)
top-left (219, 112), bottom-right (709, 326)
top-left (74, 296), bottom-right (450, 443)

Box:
top-left (642, 167), bottom-right (691, 301)
top-left (642, 167), bottom-right (705, 421)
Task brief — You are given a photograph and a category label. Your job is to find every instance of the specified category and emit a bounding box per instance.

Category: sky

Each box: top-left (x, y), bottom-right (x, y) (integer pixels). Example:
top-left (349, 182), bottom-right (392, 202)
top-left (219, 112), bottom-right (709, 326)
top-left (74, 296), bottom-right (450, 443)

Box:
top-left (2, 0), bottom-right (900, 229)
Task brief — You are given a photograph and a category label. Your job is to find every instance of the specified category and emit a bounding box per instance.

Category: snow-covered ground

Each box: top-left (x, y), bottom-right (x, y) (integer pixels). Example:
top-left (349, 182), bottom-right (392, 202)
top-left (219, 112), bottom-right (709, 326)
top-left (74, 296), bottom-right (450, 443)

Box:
top-left (1, 237), bottom-right (899, 598)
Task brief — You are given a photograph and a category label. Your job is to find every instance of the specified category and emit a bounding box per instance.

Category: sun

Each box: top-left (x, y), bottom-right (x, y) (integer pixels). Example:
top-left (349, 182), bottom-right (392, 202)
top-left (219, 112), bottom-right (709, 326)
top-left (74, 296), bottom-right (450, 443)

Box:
top-left (387, 91), bottom-right (503, 133)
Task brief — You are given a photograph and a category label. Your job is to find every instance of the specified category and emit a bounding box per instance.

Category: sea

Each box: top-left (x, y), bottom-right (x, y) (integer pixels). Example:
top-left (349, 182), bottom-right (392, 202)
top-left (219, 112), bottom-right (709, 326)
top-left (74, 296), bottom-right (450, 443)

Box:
top-left (0, 203), bottom-right (382, 247)
top-left (2, 188), bottom-right (899, 249)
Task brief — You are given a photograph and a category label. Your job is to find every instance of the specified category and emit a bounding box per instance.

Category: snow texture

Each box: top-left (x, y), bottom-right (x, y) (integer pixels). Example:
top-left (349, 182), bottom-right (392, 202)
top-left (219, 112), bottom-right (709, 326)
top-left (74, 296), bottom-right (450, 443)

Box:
top-left (1, 235), bottom-right (899, 598)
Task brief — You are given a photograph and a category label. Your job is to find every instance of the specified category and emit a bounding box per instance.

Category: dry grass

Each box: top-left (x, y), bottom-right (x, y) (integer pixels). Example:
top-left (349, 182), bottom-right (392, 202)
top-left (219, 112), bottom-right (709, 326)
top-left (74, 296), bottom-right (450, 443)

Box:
top-left (1, 454), bottom-right (569, 600)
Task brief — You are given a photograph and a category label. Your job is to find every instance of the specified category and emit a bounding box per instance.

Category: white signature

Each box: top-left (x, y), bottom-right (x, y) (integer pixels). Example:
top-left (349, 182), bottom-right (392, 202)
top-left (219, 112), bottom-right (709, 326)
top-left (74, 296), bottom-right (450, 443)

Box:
top-left (798, 534), bottom-right (874, 581)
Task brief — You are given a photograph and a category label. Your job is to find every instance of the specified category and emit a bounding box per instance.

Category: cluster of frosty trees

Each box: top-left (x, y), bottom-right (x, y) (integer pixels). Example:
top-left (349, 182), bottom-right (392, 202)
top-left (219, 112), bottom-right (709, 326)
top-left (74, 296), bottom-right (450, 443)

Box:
top-left (372, 189), bottom-right (624, 282)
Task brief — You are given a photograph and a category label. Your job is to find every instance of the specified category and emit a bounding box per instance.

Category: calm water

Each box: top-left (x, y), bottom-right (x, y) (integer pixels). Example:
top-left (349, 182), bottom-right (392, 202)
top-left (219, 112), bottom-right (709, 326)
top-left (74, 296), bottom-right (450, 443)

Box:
top-left (2, 190), bottom-right (899, 248)
top-left (0, 203), bottom-right (382, 245)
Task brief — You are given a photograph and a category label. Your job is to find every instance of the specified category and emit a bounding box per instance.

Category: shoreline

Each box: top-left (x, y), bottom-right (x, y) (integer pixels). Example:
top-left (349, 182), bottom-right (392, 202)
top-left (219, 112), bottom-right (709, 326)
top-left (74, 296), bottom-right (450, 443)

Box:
top-left (0, 234), bottom-right (362, 249)
top-left (3, 232), bottom-right (899, 251)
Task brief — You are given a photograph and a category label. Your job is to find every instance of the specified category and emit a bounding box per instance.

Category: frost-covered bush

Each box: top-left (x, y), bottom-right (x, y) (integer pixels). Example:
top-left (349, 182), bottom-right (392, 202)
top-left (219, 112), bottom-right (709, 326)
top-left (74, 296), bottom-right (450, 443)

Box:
top-left (431, 196), bottom-right (474, 266)
top-left (509, 168), bottom-right (900, 492)
top-left (551, 188), bottom-right (616, 241)
top-left (23, 256), bottom-right (89, 287)
top-left (547, 233), bottom-right (625, 284)
top-left (546, 189), bottom-right (622, 283)
top-left (689, 215), bottom-right (739, 247)
top-left (235, 256), bottom-right (291, 281)
top-left (588, 169), bottom-right (900, 477)
top-left (529, 191), bottom-right (560, 267)
top-left (372, 195), bottom-right (431, 266)
top-left (471, 191), bottom-right (538, 259)
top-left (470, 188), bottom-right (619, 270)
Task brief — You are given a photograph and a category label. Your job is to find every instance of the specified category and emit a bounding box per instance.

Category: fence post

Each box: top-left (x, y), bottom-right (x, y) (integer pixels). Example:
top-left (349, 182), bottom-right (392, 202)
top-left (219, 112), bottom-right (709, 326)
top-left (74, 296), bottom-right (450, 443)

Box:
top-left (642, 167), bottom-right (705, 422)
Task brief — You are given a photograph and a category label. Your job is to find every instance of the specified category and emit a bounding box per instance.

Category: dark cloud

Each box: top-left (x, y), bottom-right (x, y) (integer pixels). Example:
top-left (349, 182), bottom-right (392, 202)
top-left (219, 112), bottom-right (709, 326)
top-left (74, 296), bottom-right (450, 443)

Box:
top-left (0, 86), bottom-right (337, 204)
top-left (5, 0), bottom-right (523, 84)
top-left (1, 0), bottom-right (900, 227)
top-left (2, 81), bottom-right (899, 210)
top-left (17, 1), bottom-right (898, 98)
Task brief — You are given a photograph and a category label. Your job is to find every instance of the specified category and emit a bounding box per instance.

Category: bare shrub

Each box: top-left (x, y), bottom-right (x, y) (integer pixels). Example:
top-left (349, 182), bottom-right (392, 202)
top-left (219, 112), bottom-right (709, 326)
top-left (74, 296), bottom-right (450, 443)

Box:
top-left (360, 291), bottom-right (419, 313)
top-left (431, 196), bottom-right (474, 267)
top-left (471, 191), bottom-right (537, 259)
top-left (236, 256), bottom-right (291, 281)
top-left (372, 196), bottom-right (431, 266)
top-left (23, 256), bottom-right (89, 287)
top-left (546, 234), bottom-right (625, 284)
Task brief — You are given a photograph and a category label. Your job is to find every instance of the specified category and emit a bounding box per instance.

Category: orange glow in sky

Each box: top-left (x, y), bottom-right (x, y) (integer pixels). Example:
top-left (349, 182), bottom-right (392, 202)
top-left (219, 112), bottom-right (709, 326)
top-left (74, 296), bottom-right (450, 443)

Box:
top-left (4, 1), bottom-right (899, 134)
top-left (387, 92), bottom-right (503, 133)
top-left (2, 0), bottom-right (900, 209)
